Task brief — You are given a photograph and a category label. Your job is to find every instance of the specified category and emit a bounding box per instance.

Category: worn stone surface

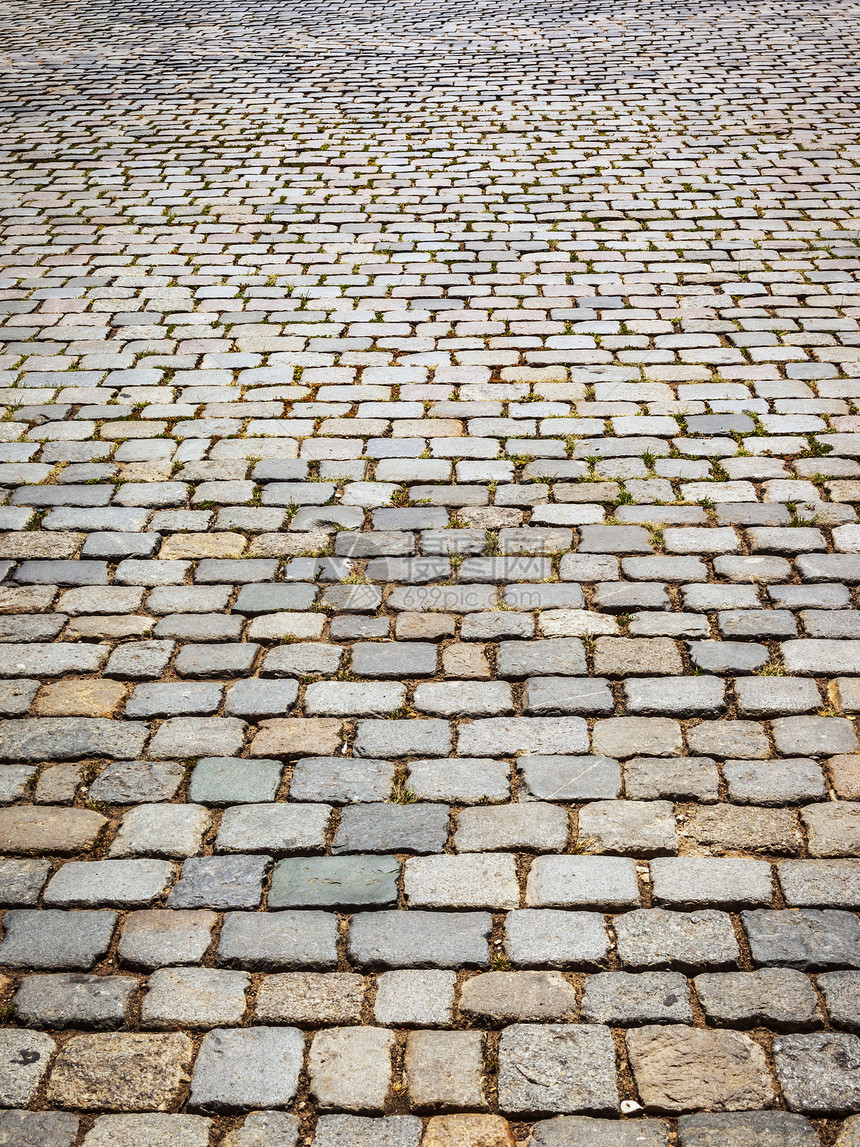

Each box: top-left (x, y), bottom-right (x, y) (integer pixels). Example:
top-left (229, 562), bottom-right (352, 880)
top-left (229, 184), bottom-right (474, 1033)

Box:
top-left (459, 972), bottom-right (578, 1024)
top-left (421, 1115), bottom-right (514, 1147)
top-left (47, 1033), bottom-right (193, 1111)
top-left (498, 1024), bottom-right (619, 1116)
top-left (4, 3), bottom-right (860, 1135)
top-left (677, 1112), bottom-right (819, 1147)
top-left (0, 1030), bottom-right (56, 1106)
top-left (626, 1026), bottom-right (775, 1113)
top-left (309, 1027), bottom-right (395, 1112)
top-left (189, 1027), bottom-right (304, 1110)
top-left (775, 1033), bottom-right (860, 1114)
top-left (531, 1117), bottom-right (670, 1147)
top-left (14, 973), bottom-right (137, 1029)
top-left (0, 1111), bottom-right (80, 1147)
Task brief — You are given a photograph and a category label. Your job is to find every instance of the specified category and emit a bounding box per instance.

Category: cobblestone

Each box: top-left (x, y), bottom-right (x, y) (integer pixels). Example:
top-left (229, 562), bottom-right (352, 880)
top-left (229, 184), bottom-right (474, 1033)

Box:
top-left (2, 0), bottom-right (860, 1133)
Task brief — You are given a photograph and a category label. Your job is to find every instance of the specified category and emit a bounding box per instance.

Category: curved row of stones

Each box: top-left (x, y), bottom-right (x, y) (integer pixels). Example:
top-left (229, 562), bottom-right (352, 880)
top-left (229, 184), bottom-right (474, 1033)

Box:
top-left (3, 0), bottom-right (860, 1142)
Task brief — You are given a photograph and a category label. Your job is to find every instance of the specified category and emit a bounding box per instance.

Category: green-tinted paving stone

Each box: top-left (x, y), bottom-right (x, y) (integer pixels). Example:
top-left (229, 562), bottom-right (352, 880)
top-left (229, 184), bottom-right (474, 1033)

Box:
top-left (269, 856), bottom-right (400, 910)
top-left (188, 758), bottom-right (282, 805)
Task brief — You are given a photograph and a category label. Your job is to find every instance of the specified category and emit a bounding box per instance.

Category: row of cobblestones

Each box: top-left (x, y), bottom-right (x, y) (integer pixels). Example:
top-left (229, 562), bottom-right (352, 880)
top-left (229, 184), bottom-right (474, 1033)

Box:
top-left (2, 0), bottom-right (860, 1142)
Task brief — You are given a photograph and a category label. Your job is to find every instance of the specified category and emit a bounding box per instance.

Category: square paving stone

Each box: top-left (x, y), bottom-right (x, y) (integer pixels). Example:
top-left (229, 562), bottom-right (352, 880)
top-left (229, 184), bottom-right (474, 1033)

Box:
top-left (526, 856), bottom-right (640, 909)
top-left (614, 909), bottom-right (740, 971)
top-left (141, 967), bottom-right (250, 1029)
top-left (289, 757), bottom-right (394, 803)
top-left (775, 1032), bottom-right (860, 1114)
top-left (117, 910), bottom-right (217, 969)
top-left (735, 677), bottom-right (822, 717)
top-left (0, 1111), bottom-right (79, 1147)
top-left (47, 1032), bottom-right (193, 1111)
top-left (686, 721), bottom-right (770, 760)
top-left (216, 803), bottom-right (331, 854)
top-left (594, 638), bottom-right (684, 677)
top-left (188, 758), bottom-right (282, 804)
top-left (685, 805), bottom-right (800, 855)
top-left (44, 858), bottom-right (176, 908)
top-left (216, 911), bottom-right (338, 970)
top-left (773, 716), bottom-right (859, 757)
top-left (694, 968), bottom-right (821, 1029)
top-left (504, 910), bottom-right (610, 969)
top-left (333, 802), bottom-right (449, 853)
top-left (802, 802), bottom-right (860, 857)
top-left (624, 677), bottom-right (725, 717)
top-left (0, 909), bottom-right (118, 969)
top-left (269, 855), bottom-right (400, 909)
top-left (0, 805), bottom-right (108, 854)
top-left (309, 1027), bottom-right (394, 1112)
top-left (0, 1030), bottom-right (56, 1105)
top-left (581, 971), bottom-right (692, 1025)
top-left (79, 1114), bottom-right (213, 1147)
top-left (348, 911), bottom-right (492, 969)
top-left (303, 681), bottom-right (405, 718)
top-left (168, 855), bottom-right (268, 909)
top-left (353, 719), bottom-right (452, 759)
top-left (124, 682), bottom-right (224, 718)
top-left (373, 969), bottom-right (456, 1026)
top-left (421, 1115), bottom-right (516, 1147)
top-left (148, 717), bottom-right (247, 760)
top-left (626, 1025), bottom-right (774, 1113)
top-left (252, 718), bottom-right (344, 759)
top-left (255, 972), bottom-right (365, 1025)
top-left (405, 1030), bottom-right (487, 1111)
top-left (262, 643), bottom-right (344, 678)
top-left (591, 718), bottom-right (682, 759)
top-left (190, 1027), bottom-right (304, 1110)
top-left (498, 1024), bottom-right (619, 1116)
top-left (13, 973), bottom-right (137, 1029)
top-left (413, 680), bottom-right (513, 717)
top-left (0, 858), bottom-right (51, 905)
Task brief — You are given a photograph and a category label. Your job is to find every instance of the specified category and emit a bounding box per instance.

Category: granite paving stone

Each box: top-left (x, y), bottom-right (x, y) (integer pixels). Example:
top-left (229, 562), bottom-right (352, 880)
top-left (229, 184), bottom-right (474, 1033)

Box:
top-left (47, 1033), bottom-right (193, 1111)
top-left (13, 974), bottom-right (137, 1029)
top-left (498, 1024), bottom-right (619, 1116)
top-left (255, 972), bottom-right (365, 1025)
top-left (626, 1025), bottom-right (775, 1113)
top-left (189, 1027), bottom-right (304, 1110)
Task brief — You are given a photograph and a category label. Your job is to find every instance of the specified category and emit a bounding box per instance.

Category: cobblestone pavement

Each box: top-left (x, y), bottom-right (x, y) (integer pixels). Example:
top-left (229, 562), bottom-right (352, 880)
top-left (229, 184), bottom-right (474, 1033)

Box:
top-left (1, 0), bottom-right (860, 1142)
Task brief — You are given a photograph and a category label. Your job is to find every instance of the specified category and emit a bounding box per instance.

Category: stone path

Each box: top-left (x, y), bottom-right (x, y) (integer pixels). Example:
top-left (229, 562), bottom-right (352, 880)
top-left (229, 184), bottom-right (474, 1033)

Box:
top-left (1, 0), bottom-right (860, 1142)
